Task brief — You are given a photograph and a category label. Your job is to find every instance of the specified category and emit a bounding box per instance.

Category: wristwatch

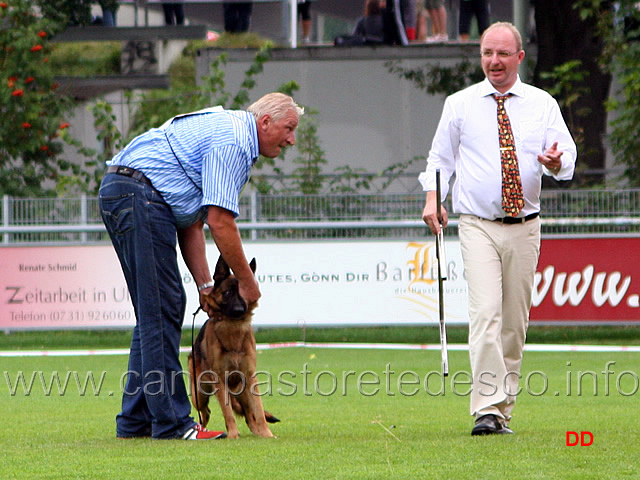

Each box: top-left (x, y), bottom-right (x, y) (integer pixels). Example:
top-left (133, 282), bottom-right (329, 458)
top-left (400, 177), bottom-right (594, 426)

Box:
top-left (197, 281), bottom-right (215, 292)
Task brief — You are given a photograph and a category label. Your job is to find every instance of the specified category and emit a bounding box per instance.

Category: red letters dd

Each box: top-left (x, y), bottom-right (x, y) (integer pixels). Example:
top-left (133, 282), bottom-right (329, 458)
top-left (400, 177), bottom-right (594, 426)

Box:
top-left (566, 431), bottom-right (593, 446)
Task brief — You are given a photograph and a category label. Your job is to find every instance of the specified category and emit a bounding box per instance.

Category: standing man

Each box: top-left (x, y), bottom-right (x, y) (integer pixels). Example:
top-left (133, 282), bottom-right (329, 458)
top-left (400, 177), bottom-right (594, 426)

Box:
top-left (298, 0), bottom-right (313, 44)
top-left (383, 0), bottom-right (410, 45)
top-left (99, 93), bottom-right (303, 440)
top-left (419, 22), bottom-right (576, 435)
top-left (425, 0), bottom-right (448, 42)
top-left (222, 2), bottom-right (254, 33)
top-left (458, 0), bottom-right (490, 42)
top-left (162, 2), bottom-right (185, 25)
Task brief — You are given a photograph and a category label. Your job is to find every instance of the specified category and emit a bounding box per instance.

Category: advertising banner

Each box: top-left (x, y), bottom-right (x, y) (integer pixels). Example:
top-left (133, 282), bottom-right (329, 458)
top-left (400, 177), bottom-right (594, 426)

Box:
top-left (0, 245), bottom-right (135, 330)
top-left (531, 238), bottom-right (640, 323)
top-left (237, 241), bottom-right (469, 327)
top-left (1, 237), bottom-right (639, 330)
top-left (0, 241), bottom-right (468, 329)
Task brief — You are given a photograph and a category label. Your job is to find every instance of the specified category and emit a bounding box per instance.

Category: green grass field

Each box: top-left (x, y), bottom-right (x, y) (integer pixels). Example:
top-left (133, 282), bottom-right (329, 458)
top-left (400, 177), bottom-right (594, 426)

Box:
top-left (3, 325), bottom-right (640, 350)
top-left (2, 331), bottom-right (639, 479)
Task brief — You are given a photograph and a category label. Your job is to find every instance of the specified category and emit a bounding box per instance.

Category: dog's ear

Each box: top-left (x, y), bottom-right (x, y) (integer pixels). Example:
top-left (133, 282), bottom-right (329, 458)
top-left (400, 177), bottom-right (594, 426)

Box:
top-left (213, 255), bottom-right (230, 285)
top-left (249, 258), bottom-right (257, 273)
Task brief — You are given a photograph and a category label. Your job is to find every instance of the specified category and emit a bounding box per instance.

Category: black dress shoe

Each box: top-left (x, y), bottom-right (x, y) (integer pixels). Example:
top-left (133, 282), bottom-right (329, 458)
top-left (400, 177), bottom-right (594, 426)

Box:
top-left (471, 414), bottom-right (501, 436)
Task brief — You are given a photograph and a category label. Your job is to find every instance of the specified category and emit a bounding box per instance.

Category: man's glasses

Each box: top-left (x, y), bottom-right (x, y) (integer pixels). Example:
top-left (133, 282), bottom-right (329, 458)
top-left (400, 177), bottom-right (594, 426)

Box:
top-left (481, 50), bottom-right (520, 58)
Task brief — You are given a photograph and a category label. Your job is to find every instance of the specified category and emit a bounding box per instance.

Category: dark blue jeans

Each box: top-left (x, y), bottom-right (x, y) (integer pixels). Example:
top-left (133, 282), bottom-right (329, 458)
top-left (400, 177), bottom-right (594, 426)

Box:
top-left (99, 173), bottom-right (195, 439)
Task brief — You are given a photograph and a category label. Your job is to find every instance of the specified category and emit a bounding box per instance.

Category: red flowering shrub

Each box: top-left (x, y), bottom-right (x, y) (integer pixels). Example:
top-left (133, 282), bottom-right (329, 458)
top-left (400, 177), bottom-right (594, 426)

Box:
top-left (0, 0), bottom-right (78, 196)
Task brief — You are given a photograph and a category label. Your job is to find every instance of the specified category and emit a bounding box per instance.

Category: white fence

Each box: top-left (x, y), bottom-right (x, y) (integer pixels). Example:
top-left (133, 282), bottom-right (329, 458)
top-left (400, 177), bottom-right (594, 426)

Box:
top-left (1, 190), bottom-right (640, 245)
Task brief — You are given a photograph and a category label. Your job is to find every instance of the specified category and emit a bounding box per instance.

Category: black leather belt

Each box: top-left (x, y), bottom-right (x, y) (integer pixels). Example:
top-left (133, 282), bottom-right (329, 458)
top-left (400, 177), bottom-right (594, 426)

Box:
top-left (107, 165), bottom-right (153, 187)
top-left (494, 212), bottom-right (540, 224)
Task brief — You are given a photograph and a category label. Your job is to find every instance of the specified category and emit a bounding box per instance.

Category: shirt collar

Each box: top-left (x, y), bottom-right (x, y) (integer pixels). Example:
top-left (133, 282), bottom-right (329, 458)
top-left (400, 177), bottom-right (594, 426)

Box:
top-left (247, 113), bottom-right (259, 164)
top-left (480, 75), bottom-right (524, 98)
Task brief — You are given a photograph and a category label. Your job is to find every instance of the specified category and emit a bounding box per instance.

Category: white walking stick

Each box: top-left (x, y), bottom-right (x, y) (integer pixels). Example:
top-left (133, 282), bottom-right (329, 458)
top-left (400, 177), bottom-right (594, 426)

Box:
top-left (435, 169), bottom-right (449, 377)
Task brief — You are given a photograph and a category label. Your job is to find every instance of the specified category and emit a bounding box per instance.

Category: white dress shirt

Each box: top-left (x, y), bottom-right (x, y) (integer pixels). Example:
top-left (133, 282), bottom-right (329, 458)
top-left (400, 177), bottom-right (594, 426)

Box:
top-left (418, 76), bottom-right (577, 220)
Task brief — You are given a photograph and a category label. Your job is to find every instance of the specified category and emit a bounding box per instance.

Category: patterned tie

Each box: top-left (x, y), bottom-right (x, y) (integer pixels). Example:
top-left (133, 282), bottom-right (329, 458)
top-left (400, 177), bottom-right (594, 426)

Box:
top-left (493, 94), bottom-right (524, 217)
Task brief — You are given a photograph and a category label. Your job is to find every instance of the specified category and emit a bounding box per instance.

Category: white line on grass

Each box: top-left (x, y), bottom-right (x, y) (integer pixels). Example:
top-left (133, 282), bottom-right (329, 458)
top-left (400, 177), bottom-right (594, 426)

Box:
top-left (1, 342), bottom-right (640, 357)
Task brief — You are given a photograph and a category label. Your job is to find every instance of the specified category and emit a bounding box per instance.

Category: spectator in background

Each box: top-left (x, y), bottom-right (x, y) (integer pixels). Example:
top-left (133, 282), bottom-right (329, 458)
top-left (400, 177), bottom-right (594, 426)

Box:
top-left (416, 0), bottom-right (428, 42)
top-left (459, 0), bottom-right (490, 42)
top-left (352, 0), bottom-right (385, 44)
top-left (223, 2), bottom-right (253, 33)
top-left (99, 0), bottom-right (119, 26)
top-left (383, 0), bottom-right (414, 45)
top-left (425, 0), bottom-right (448, 42)
top-left (163, 2), bottom-right (185, 25)
top-left (299, 0), bottom-right (313, 44)
top-left (403, 0), bottom-right (417, 41)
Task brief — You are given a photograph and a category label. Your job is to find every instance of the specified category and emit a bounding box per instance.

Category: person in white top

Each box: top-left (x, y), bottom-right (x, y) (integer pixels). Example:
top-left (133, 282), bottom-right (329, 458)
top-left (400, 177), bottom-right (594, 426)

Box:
top-left (419, 21), bottom-right (577, 436)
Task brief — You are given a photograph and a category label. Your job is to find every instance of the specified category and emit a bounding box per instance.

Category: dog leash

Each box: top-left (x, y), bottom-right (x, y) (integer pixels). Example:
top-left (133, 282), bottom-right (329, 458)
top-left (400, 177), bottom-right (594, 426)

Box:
top-left (190, 302), bottom-right (225, 427)
top-left (191, 306), bottom-right (204, 426)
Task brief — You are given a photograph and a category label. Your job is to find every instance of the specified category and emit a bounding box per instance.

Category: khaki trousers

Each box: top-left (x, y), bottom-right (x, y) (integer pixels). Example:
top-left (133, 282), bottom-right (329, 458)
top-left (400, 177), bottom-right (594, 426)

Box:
top-left (458, 214), bottom-right (541, 423)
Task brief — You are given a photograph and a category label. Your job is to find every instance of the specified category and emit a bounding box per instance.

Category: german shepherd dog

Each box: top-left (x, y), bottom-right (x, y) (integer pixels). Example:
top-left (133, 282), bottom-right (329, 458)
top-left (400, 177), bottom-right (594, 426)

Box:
top-left (188, 256), bottom-right (279, 438)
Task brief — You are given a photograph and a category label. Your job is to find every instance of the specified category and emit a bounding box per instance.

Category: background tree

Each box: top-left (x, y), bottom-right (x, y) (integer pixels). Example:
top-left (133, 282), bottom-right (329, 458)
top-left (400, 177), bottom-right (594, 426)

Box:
top-left (35, 0), bottom-right (93, 27)
top-left (124, 47), bottom-right (272, 143)
top-left (0, 0), bottom-right (89, 196)
top-left (575, 0), bottom-right (640, 186)
top-left (286, 108), bottom-right (328, 194)
top-left (533, 0), bottom-right (612, 186)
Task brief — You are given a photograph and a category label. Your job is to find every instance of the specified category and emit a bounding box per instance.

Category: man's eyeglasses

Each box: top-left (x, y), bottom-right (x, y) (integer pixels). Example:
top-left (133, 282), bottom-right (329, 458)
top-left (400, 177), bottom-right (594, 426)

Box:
top-left (481, 50), bottom-right (520, 58)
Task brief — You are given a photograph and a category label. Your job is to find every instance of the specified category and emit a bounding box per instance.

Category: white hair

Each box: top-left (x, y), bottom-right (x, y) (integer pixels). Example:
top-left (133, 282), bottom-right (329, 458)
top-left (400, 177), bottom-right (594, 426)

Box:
top-left (247, 93), bottom-right (304, 122)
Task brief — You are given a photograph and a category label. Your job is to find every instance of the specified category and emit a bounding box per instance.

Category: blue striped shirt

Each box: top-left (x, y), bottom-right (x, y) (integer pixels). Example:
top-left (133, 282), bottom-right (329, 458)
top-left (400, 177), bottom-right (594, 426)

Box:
top-left (108, 109), bottom-right (259, 228)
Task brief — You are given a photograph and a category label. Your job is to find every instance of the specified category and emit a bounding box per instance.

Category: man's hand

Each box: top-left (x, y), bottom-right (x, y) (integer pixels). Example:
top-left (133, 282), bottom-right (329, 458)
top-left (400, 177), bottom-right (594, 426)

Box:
top-left (238, 276), bottom-right (261, 307)
top-left (422, 190), bottom-right (448, 235)
top-left (537, 141), bottom-right (563, 174)
top-left (199, 287), bottom-right (216, 317)
top-left (207, 206), bottom-right (261, 306)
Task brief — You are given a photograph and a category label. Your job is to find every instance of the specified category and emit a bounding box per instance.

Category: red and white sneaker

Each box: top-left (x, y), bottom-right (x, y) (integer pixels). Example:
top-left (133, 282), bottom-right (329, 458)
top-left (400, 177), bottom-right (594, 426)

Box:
top-left (182, 424), bottom-right (227, 440)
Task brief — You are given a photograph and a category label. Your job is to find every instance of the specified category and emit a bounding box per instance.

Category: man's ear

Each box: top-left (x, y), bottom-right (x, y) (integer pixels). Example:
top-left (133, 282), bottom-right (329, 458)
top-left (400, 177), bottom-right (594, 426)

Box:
top-left (257, 113), bottom-right (271, 131)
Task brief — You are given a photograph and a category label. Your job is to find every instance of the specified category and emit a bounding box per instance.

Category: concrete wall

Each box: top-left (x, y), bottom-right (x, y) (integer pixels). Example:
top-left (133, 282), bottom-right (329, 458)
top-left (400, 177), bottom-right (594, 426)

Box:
top-left (196, 44), bottom-right (490, 192)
